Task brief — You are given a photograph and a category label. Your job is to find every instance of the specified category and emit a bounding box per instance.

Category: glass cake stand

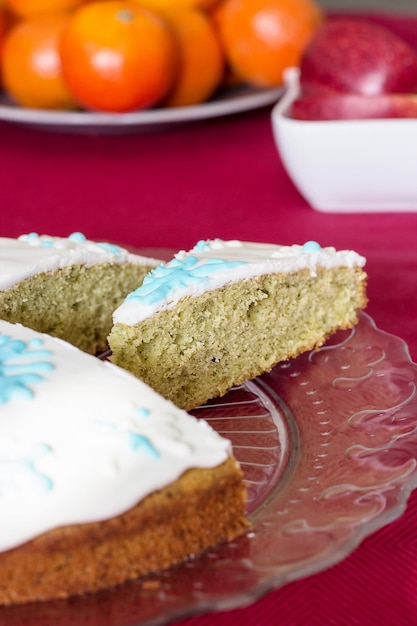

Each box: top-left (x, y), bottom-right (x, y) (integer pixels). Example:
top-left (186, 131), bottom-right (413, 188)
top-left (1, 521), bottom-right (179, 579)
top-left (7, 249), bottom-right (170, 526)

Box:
top-left (2, 312), bottom-right (417, 626)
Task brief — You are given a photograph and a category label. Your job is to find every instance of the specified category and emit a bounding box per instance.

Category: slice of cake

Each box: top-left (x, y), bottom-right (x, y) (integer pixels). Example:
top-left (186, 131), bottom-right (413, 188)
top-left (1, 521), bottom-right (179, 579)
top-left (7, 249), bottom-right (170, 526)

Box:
top-left (0, 320), bottom-right (247, 605)
top-left (0, 232), bottom-right (161, 354)
top-left (109, 239), bottom-right (367, 410)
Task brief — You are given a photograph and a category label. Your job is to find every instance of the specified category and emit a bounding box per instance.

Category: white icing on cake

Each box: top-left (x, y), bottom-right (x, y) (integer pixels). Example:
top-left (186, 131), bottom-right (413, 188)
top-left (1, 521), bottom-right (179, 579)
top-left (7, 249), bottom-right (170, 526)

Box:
top-left (0, 233), bottom-right (160, 291)
top-left (113, 239), bottom-right (367, 326)
top-left (0, 320), bottom-right (231, 552)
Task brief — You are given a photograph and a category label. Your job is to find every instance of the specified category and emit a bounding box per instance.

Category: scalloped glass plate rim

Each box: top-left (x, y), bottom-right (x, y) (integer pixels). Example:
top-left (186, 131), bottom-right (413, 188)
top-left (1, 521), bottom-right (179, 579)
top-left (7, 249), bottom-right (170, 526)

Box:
top-left (236, 314), bottom-right (417, 597)
top-left (0, 84), bottom-right (283, 129)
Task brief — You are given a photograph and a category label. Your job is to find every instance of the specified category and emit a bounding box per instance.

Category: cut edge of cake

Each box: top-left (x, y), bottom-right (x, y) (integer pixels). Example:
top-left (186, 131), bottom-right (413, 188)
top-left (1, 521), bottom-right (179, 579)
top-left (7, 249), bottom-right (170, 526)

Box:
top-left (108, 239), bottom-right (367, 410)
top-left (0, 233), bottom-right (162, 353)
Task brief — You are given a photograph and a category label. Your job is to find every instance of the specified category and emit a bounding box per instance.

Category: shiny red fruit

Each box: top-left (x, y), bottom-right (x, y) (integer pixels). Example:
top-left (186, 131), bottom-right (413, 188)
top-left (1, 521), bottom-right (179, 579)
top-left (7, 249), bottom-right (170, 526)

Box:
top-left (299, 18), bottom-right (417, 96)
top-left (291, 92), bottom-right (417, 120)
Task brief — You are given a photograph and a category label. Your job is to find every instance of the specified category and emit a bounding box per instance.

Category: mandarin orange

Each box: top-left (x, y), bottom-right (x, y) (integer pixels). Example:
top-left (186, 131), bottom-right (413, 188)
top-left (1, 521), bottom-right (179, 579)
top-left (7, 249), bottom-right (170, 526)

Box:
top-left (159, 8), bottom-right (225, 107)
top-left (60, 1), bottom-right (179, 112)
top-left (1, 14), bottom-right (77, 109)
top-left (213, 0), bottom-right (323, 88)
top-left (133, 0), bottom-right (221, 11)
top-left (0, 7), bottom-right (5, 56)
top-left (0, 9), bottom-right (3, 89)
top-left (3, 0), bottom-right (86, 19)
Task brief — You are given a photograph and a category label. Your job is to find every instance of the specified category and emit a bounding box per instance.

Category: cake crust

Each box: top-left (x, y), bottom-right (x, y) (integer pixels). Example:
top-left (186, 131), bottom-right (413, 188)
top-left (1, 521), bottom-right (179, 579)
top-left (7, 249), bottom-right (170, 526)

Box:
top-left (0, 459), bottom-right (248, 606)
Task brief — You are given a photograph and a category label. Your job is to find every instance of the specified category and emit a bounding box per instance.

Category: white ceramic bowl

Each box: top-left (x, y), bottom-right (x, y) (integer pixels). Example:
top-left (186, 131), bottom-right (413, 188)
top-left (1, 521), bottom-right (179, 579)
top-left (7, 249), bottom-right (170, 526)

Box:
top-left (271, 67), bottom-right (417, 213)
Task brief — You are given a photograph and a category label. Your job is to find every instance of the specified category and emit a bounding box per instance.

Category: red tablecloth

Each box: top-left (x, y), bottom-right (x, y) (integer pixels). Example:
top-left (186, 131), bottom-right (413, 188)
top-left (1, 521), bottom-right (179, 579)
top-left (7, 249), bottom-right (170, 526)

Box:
top-left (1, 11), bottom-right (417, 626)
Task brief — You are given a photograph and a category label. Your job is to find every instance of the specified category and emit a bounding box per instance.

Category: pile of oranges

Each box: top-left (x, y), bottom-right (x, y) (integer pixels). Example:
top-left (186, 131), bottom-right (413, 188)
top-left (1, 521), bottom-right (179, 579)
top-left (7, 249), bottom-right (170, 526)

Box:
top-left (0, 0), bottom-right (323, 113)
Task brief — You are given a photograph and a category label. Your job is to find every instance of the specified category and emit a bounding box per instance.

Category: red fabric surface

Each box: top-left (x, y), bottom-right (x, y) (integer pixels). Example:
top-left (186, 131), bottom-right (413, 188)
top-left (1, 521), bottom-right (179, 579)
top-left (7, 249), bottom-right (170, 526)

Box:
top-left (1, 11), bottom-right (417, 626)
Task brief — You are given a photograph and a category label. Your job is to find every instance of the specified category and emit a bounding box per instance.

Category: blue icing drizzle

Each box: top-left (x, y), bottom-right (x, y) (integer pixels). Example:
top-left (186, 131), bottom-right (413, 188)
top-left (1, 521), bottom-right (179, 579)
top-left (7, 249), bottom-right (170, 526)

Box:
top-left (194, 240), bottom-right (210, 252)
top-left (29, 338), bottom-right (44, 348)
top-left (302, 241), bottom-right (321, 252)
top-left (0, 335), bottom-right (55, 405)
top-left (22, 233), bottom-right (55, 248)
top-left (97, 242), bottom-right (122, 255)
top-left (0, 443), bottom-right (53, 498)
top-left (125, 254), bottom-right (247, 306)
top-left (68, 232), bottom-right (87, 243)
top-left (128, 433), bottom-right (159, 458)
top-left (21, 233), bottom-right (47, 245)
top-left (22, 231), bottom-right (121, 254)
top-left (94, 417), bottom-right (159, 459)
top-left (194, 238), bottom-right (222, 252)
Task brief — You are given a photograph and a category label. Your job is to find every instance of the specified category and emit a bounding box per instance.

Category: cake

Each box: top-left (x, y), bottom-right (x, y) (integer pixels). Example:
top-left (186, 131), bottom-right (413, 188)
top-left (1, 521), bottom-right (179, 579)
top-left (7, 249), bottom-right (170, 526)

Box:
top-left (0, 232), bottom-right (161, 354)
top-left (0, 319), bottom-right (247, 605)
top-left (108, 239), bottom-right (367, 410)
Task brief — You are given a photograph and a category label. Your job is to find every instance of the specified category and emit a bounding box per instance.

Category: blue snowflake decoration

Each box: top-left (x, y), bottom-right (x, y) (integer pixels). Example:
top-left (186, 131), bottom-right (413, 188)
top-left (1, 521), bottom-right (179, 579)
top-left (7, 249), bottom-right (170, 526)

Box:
top-left (125, 253), bottom-right (247, 307)
top-left (94, 407), bottom-right (159, 459)
top-left (0, 442), bottom-right (53, 498)
top-left (0, 335), bottom-right (55, 405)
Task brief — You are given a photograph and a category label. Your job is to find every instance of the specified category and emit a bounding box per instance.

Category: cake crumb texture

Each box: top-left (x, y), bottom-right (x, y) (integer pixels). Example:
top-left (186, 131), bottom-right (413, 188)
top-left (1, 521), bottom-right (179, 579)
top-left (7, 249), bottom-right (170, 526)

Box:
top-left (0, 262), bottom-right (153, 353)
top-left (109, 267), bottom-right (367, 410)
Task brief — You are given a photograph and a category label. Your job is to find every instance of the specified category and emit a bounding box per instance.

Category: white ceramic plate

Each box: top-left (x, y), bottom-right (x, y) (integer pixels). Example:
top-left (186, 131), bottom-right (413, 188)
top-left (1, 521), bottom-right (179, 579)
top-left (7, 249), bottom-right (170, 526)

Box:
top-left (0, 85), bottom-right (283, 132)
top-left (271, 67), bottom-right (417, 212)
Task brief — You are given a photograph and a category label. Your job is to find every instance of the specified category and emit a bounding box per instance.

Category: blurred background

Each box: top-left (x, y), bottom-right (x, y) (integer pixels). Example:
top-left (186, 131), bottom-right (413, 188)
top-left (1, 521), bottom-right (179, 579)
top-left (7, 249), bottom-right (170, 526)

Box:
top-left (321, 0), bottom-right (416, 11)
